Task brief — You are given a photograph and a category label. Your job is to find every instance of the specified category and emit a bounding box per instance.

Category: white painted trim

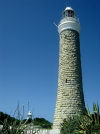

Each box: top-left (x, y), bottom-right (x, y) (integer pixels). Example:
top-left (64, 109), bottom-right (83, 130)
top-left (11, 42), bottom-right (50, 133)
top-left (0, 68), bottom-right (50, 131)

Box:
top-left (58, 18), bottom-right (80, 34)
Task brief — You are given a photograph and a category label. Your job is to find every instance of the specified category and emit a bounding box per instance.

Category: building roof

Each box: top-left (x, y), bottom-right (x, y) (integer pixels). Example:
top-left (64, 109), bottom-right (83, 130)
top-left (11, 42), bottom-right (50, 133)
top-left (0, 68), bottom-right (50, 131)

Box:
top-left (64, 7), bottom-right (74, 11)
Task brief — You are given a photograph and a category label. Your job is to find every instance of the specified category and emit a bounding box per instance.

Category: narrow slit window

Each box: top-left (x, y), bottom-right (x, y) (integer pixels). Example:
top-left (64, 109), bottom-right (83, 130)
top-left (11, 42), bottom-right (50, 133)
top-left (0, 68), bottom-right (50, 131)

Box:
top-left (66, 79), bottom-right (67, 83)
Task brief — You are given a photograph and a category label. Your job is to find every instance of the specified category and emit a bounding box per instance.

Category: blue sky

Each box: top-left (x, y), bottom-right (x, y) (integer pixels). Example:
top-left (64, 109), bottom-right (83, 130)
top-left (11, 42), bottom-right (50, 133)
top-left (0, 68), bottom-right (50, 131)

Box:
top-left (0, 0), bottom-right (100, 122)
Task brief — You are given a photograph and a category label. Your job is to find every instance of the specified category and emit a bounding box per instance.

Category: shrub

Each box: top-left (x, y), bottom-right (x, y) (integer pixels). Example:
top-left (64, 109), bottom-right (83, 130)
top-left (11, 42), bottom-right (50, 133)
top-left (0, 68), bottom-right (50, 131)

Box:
top-left (61, 104), bottom-right (100, 134)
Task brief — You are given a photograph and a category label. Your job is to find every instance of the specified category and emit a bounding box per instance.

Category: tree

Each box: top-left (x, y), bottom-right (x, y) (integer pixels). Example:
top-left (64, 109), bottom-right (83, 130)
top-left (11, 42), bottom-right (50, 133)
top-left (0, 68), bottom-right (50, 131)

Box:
top-left (61, 104), bottom-right (100, 134)
top-left (33, 118), bottom-right (52, 129)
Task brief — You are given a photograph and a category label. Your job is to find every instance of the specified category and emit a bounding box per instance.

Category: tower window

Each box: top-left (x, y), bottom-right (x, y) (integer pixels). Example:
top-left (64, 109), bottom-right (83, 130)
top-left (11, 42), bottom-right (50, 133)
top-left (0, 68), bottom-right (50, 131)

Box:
top-left (66, 79), bottom-right (67, 83)
top-left (68, 10), bottom-right (74, 17)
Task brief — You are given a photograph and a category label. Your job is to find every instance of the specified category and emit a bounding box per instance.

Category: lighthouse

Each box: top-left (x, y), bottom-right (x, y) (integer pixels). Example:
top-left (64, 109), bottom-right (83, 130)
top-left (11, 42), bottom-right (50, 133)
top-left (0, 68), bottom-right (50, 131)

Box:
top-left (53, 7), bottom-right (85, 129)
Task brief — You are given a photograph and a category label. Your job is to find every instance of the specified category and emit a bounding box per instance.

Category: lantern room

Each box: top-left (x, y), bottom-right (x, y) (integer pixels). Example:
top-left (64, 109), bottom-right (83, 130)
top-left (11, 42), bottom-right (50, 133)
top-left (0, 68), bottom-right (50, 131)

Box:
top-left (63, 7), bottom-right (75, 18)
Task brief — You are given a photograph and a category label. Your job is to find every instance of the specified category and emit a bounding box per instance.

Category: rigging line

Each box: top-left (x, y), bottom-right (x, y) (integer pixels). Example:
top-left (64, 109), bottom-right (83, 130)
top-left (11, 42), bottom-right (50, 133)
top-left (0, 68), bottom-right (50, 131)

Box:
top-left (28, 100), bottom-right (29, 112)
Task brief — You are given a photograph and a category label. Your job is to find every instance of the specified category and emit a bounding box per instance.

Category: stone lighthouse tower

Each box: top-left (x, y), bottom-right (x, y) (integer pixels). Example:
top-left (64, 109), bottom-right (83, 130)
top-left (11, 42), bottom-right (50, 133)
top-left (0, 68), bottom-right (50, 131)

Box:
top-left (53, 7), bottom-right (85, 129)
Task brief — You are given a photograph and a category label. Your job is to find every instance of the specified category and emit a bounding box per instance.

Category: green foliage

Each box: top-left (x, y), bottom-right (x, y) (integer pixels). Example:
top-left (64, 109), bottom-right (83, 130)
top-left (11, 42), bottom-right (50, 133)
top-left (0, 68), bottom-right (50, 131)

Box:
top-left (0, 112), bottom-right (27, 134)
top-left (21, 117), bottom-right (52, 129)
top-left (0, 112), bottom-right (52, 134)
top-left (0, 118), bottom-right (25, 134)
top-left (21, 118), bottom-right (32, 124)
top-left (33, 118), bottom-right (52, 129)
top-left (61, 104), bottom-right (100, 134)
top-left (0, 112), bottom-right (20, 126)
top-left (61, 117), bottom-right (81, 134)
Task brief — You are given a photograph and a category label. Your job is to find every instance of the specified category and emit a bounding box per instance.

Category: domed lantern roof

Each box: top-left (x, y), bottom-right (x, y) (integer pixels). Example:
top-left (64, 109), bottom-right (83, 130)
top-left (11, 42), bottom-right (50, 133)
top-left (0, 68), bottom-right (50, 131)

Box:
top-left (27, 111), bottom-right (32, 116)
top-left (64, 7), bottom-right (74, 11)
top-left (63, 6), bottom-right (75, 18)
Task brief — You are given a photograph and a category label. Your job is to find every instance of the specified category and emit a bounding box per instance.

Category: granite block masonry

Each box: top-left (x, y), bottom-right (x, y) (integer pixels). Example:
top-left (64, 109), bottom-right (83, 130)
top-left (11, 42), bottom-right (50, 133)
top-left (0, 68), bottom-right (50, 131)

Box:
top-left (53, 7), bottom-right (86, 130)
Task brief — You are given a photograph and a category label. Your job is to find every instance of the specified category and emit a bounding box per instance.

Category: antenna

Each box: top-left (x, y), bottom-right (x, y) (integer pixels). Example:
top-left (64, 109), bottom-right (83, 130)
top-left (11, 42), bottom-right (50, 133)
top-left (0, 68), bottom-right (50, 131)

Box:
top-left (53, 22), bottom-right (58, 28)
top-left (32, 110), bottom-right (34, 120)
top-left (17, 101), bottom-right (20, 120)
top-left (22, 105), bottom-right (25, 119)
top-left (28, 100), bottom-right (29, 112)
